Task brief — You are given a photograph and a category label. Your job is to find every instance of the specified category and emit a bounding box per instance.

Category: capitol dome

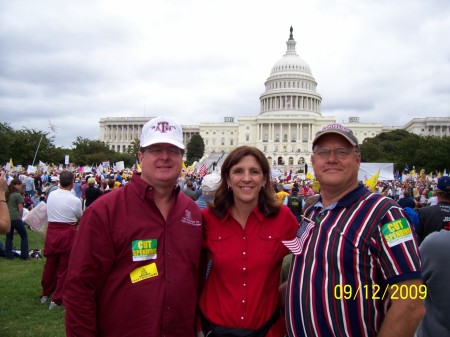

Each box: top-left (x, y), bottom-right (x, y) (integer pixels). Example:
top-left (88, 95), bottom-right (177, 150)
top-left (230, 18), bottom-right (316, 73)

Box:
top-left (270, 27), bottom-right (312, 76)
top-left (259, 26), bottom-right (321, 117)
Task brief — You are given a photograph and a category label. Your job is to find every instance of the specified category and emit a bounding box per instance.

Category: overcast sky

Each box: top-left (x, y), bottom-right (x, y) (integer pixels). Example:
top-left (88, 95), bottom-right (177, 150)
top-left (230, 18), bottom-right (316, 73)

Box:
top-left (1, 0), bottom-right (449, 148)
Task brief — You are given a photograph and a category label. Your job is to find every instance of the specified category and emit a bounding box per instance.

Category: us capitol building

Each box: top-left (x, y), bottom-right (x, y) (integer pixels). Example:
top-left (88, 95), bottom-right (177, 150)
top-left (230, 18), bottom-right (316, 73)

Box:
top-left (100, 27), bottom-right (449, 168)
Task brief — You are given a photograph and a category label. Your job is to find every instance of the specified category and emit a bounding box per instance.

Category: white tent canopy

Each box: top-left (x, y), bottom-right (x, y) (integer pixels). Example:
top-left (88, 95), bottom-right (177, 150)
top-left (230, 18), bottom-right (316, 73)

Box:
top-left (358, 163), bottom-right (394, 181)
top-left (309, 162), bottom-right (394, 181)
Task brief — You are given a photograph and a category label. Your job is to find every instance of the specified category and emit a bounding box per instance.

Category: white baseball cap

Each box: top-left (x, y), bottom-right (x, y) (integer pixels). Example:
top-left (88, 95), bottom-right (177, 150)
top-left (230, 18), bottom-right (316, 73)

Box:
top-left (201, 173), bottom-right (221, 193)
top-left (140, 116), bottom-right (184, 150)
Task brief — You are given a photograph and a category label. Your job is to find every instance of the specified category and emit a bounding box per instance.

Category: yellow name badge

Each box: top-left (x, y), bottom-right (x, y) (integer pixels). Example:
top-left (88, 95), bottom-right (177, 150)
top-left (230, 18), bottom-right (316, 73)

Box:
top-left (129, 262), bottom-right (158, 283)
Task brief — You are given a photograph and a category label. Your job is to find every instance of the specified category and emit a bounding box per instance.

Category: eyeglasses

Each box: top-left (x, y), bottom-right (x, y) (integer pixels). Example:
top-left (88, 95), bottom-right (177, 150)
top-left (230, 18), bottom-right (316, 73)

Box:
top-left (313, 147), bottom-right (358, 160)
top-left (144, 146), bottom-right (182, 157)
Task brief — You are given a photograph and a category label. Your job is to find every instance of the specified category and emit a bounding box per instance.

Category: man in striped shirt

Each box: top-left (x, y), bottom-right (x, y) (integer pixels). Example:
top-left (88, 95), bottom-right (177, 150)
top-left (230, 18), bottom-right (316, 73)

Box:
top-left (285, 124), bottom-right (424, 337)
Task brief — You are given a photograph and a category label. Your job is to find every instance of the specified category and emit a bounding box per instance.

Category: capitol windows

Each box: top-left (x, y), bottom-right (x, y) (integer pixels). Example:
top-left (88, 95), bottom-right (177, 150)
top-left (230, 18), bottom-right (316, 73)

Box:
top-left (263, 133), bottom-right (269, 142)
top-left (284, 134), bottom-right (288, 142)
top-left (275, 134), bottom-right (280, 142)
top-left (205, 139), bottom-right (208, 145)
top-left (230, 139), bottom-right (233, 146)
top-left (246, 134), bottom-right (250, 141)
top-left (221, 138), bottom-right (225, 146)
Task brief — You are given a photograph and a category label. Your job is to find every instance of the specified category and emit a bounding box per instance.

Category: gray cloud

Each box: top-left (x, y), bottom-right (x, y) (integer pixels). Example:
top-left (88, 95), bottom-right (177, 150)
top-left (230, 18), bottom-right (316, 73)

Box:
top-left (1, 0), bottom-right (449, 148)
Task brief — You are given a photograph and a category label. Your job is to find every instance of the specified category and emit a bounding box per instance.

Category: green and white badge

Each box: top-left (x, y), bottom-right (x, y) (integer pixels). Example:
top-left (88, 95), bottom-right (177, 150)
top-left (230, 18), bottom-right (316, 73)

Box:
top-left (382, 218), bottom-right (413, 247)
top-left (132, 239), bottom-right (157, 261)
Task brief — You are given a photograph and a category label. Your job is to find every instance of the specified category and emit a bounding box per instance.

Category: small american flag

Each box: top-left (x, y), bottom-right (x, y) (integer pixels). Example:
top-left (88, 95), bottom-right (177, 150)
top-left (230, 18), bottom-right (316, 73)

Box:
top-left (198, 164), bottom-right (207, 177)
top-left (282, 219), bottom-right (315, 255)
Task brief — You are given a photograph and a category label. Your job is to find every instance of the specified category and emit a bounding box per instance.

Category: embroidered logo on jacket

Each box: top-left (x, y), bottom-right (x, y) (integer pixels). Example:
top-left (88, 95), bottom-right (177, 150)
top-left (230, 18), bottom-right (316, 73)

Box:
top-left (181, 210), bottom-right (201, 226)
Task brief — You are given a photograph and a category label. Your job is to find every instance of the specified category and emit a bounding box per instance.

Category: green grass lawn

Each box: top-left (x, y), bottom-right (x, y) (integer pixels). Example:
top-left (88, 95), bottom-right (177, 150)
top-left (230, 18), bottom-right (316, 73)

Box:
top-left (0, 228), bottom-right (66, 337)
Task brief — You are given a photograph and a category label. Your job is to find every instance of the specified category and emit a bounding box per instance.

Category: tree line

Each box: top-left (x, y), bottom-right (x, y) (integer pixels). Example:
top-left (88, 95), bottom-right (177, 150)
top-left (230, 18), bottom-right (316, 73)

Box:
top-left (1, 122), bottom-right (448, 173)
top-left (0, 123), bottom-right (206, 168)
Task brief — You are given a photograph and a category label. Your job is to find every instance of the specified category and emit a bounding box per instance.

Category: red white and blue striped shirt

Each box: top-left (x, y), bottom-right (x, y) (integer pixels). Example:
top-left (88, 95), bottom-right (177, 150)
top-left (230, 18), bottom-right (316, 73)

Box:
top-left (285, 184), bottom-right (421, 337)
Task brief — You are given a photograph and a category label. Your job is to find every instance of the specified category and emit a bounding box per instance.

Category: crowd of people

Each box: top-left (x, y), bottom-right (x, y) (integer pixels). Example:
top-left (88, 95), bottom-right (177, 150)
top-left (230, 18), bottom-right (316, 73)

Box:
top-left (0, 118), bottom-right (449, 337)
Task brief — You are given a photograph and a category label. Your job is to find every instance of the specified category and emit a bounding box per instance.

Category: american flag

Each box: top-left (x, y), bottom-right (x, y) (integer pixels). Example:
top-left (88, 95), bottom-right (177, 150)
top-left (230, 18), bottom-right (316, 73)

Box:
top-left (198, 164), bottom-right (207, 177)
top-left (282, 219), bottom-right (315, 255)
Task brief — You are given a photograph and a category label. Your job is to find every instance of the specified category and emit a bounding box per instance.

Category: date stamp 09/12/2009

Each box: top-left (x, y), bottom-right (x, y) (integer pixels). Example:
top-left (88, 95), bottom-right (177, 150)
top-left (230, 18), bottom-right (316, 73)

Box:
top-left (333, 284), bottom-right (427, 301)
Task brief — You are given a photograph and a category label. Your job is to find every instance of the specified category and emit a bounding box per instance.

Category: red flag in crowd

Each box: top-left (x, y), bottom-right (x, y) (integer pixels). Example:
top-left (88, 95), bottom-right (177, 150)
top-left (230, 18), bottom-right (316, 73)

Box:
top-left (198, 164), bottom-right (207, 177)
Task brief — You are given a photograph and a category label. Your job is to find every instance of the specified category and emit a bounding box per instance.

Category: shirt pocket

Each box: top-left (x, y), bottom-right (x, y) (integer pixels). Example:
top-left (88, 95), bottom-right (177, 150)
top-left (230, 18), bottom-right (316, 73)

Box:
top-left (258, 232), bottom-right (281, 253)
top-left (208, 234), bottom-right (232, 254)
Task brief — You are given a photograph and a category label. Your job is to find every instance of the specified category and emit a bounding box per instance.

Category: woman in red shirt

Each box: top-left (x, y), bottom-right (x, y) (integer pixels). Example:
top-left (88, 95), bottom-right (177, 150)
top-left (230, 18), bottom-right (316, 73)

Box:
top-left (199, 146), bottom-right (298, 337)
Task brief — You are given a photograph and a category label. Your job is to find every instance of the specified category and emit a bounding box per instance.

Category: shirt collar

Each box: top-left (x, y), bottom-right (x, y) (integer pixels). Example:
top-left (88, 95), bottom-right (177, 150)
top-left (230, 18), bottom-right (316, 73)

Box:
top-left (221, 204), bottom-right (264, 224)
top-left (315, 183), bottom-right (368, 211)
top-left (130, 173), bottom-right (181, 201)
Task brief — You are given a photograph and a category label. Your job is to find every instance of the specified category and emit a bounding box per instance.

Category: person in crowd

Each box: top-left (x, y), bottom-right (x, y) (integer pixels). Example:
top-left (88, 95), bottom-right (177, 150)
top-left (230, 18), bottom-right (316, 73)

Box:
top-left (34, 172), bottom-right (43, 195)
top-left (195, 173), bottom-right (220, 210)
top-left (100, 178), bottom-right (108, 194)
top-left (286, 185), bottom-right (302, 222)
top-left (199, 146), bottom-right (298, 337)
top-left (84, 177), bottom-right (103, 208)
top-left (39, 170), bottom-right (82, 309)
top-left (45, 176), bottom-right (60, 201)
top-left (24, 173), bottom-right (35, 197)
top-left (5, 178), bottom-right (29, 260)
top-left (103, 178), bottom-right (115, 195)
top-left (284, 124), bottom-right (424, 337)
top-left (303, 182), bottom-right (314, 199)
top-left (64, 116), bottom-right (203, 337)
top-left (183, 179), bottom-right (198, 201)
top-left (397, 189), bottom-right (416, 209)
top-left (275, 182), bottom-right (290, 205)
top-left (427, 188), bottom-right (438, 206)
top-left (416, 229), bottom-right (450, 337)
top-left (80, 177), bottom-right (89, 207)
top-left (31, 191), bottom-right (41, 208)
top-left (415, 175), bottom-right (450, 243)
top-left (73, 177), bottom-right (82, 199)
top-left (0, 171), bottom-right (11, 234)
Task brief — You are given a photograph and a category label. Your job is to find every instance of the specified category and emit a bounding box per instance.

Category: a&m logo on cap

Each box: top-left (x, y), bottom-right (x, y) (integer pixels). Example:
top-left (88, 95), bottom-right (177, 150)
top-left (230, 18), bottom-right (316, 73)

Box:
top-left (152, 121), bottom-right (177, 133)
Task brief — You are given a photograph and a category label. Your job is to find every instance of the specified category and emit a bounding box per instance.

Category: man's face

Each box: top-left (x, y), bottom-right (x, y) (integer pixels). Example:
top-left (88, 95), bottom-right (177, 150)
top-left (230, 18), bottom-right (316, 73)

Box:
top-left (138, 143), bottom-right (183, 187)
top-left (311, 134), bottom-right (361, 192)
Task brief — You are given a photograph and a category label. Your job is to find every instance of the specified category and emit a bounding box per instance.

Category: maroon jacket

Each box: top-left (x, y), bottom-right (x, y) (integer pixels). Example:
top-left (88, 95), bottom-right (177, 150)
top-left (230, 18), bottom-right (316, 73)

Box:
top-left (64, 174), bottom-right (203, 337)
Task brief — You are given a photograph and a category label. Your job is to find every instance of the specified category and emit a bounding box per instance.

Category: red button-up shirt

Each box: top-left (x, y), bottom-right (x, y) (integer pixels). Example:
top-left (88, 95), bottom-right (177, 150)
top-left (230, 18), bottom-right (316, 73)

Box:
top-left (200, 205), bottom-right (298, 337)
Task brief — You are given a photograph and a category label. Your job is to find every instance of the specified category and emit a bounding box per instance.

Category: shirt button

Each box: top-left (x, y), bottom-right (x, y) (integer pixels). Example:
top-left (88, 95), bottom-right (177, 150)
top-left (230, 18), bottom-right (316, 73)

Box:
top-left (243, 283), bottom-right (247, 287)
top-left (243, 251), bottom-right (246, 255)
top-left (241, 316), bottom-right (244, 320)
top-left (243, 267), bottom-right (246, 271)
top-left (242, 299), bottom-right (245, 303)
top-left (243, 236), bottom-right (246, 240)
top-left (269, 235), bottom-right (272, 238)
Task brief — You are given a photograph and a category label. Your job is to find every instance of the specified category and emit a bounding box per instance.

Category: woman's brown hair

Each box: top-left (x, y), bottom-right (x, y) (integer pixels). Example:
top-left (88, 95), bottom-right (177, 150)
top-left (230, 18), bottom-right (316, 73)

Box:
top-left (209, 146), bottom-right (280, 219)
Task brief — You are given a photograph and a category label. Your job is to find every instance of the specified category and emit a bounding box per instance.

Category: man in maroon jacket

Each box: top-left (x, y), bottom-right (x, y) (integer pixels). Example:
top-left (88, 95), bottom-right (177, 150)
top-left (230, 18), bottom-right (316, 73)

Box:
top-left (64, 117), bottom-right (203, 337)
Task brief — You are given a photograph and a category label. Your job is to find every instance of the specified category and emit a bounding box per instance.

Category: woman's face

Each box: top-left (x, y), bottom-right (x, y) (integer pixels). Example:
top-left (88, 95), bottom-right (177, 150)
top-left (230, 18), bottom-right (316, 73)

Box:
top-left (227, 155), bottom-right (266, 207)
